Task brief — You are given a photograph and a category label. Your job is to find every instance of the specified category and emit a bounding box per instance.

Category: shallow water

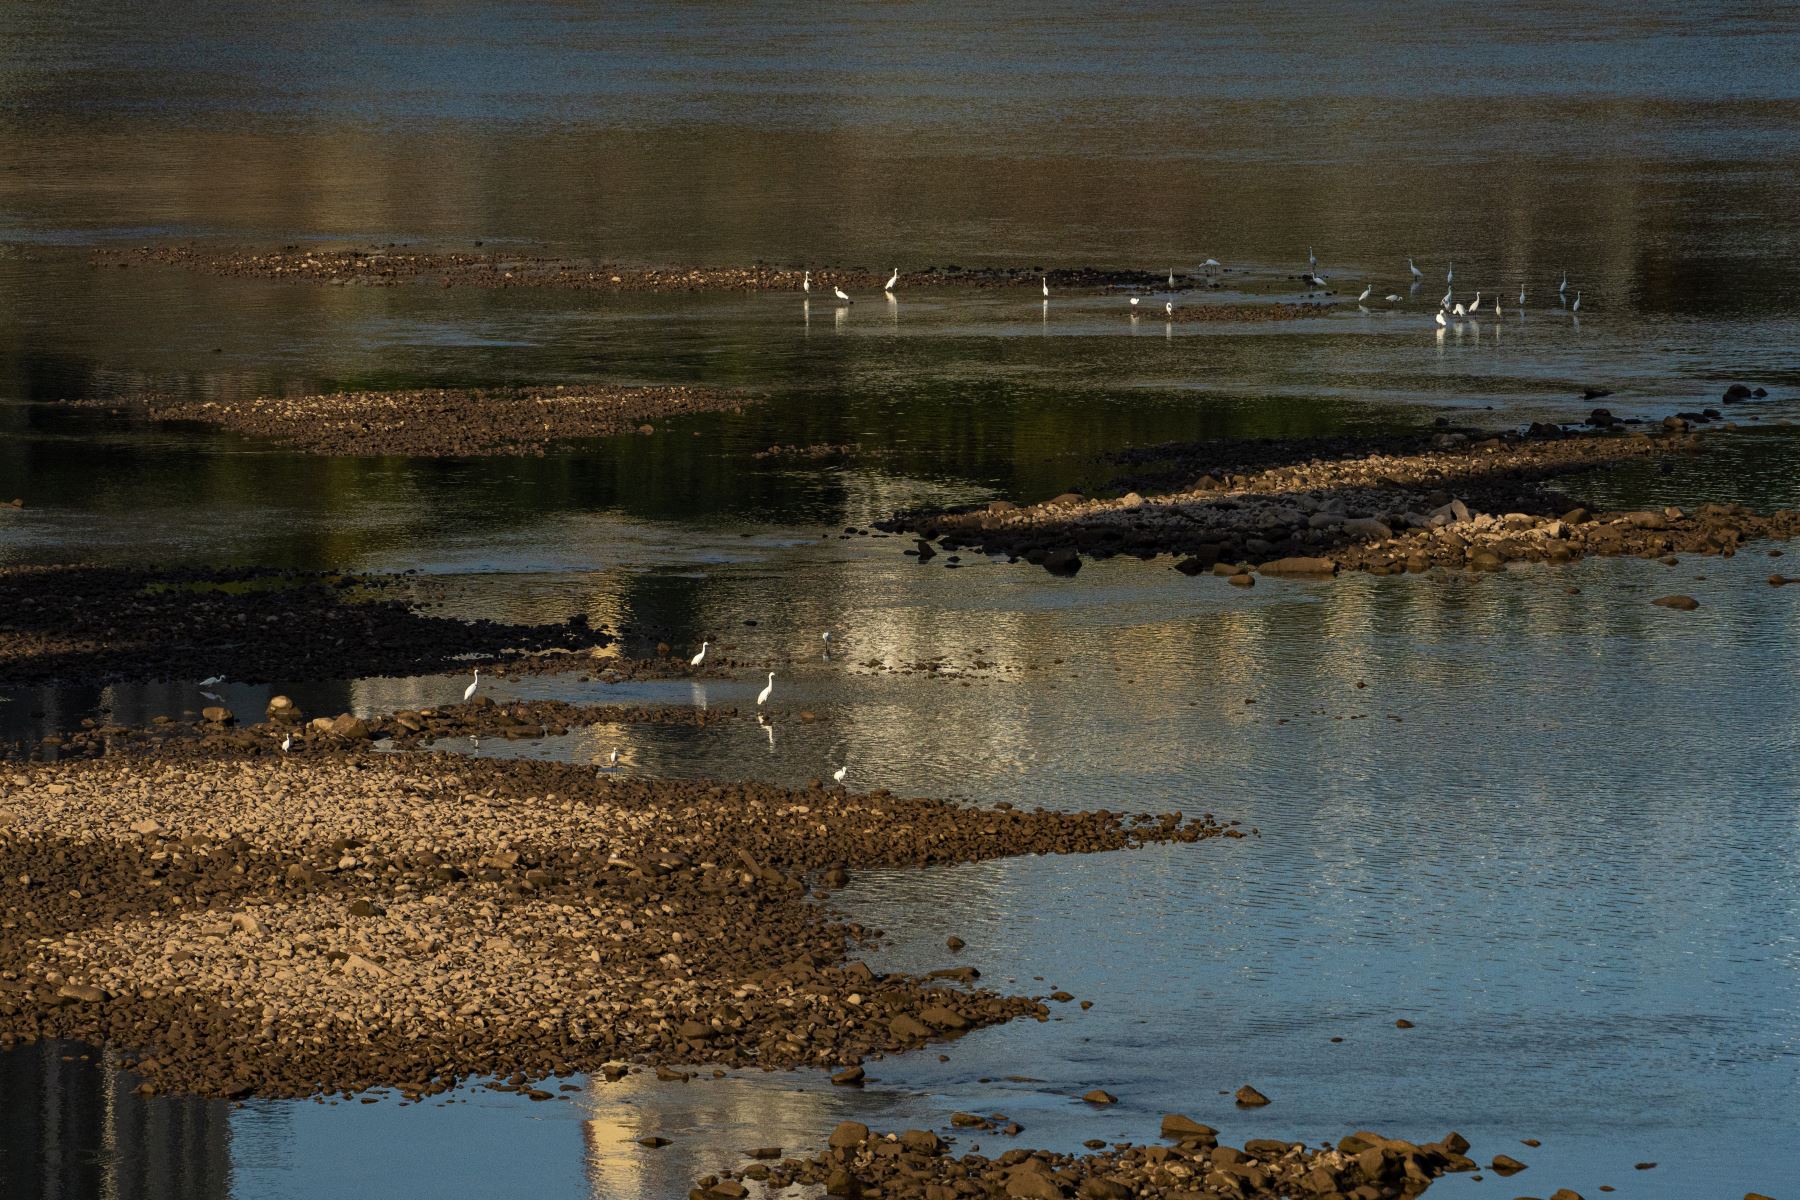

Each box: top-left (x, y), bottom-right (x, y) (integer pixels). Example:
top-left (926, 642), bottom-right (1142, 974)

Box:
top-left (4, 3), bottom-right (1800, 1198)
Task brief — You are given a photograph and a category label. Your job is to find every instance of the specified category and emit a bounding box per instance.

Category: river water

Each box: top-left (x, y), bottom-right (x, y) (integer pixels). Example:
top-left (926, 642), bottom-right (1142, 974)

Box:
top-left (3, 3), bottom-right (1799, 1197)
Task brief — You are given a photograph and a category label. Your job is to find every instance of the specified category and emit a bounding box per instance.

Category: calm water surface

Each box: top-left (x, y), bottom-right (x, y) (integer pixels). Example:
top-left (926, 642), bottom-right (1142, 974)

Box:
top-left (3, 3), bottom-right (1799, 1197)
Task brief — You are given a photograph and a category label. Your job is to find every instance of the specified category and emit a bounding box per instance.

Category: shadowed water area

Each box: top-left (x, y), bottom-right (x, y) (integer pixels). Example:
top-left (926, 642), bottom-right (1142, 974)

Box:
top-left (3, 2), bottom-right (1799, 1197)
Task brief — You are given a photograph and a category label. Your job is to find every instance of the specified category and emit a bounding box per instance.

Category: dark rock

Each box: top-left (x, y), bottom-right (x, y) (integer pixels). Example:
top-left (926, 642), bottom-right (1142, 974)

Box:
top-left (1651, 594), bottom-right (1699, 610)
top-left (1234, 1084), bottom-right (1270, 1107)
top-left (1042, 549), bottom-right (1081, 577)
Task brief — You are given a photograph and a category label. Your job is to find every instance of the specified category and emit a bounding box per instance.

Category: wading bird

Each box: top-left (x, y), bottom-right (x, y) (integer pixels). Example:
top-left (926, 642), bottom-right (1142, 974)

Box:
top-left (1303, 272), bottom-right (1328, 288)
top-left (689, 641), bottom-right (708, 668)
top-left (1165, 301), bottom-right (1174, 317)
top-left (1435, 310), bottom-right (1447, 327)
top-left (1453, 303), bottom-right (1466, 317)
top-left (1308, 246), bottom-right (1317, 270)
top-left (1494, 296), bottom-right (1502, 318)
top-left (885, 269), bottom-right (898, 292)
top-left (822, 631), bottom-right (832, 646)
top-left (802, 270), bottom-right (810, 295)
top-left (1447, 262), bottom-right (1454, 285)
top-left (1041, 276), bottom-right (1050, 297)
top-left (463, 668), bottom-right (480, 702)
top-left (1129, 296), bottom-right (1139, 307)
top-left (1409, 258), bottom-right (1423, 281)
top-left (199, 674), bottom-right (224, 686)
top-left (1385, 293), bottom-right (1402, 302)
top-left (1559, 272), bottom-right (1568, 295)
top-left (833, 286), bottom-right (852, 304)
top-left (1519, 284), bottom-right (1526, 306)
top-left (833, 764), bottom-right (848, 784)
top-left (1441, 286), bottom-right (1453, 309)
top-left (1572, 292), bottom-right (1581, 312)
top-left (757, 672), bottom-right (775, 706)
top-left (1470, 291), bottom-right (1481, 312)
top-left (1202, 258), bottom-right (1220, 271)
top-left (1168, 267), bottom-right (1175, 287)
top-left (280, 734), bottom-right (292, 753)
top-left (607, 748), bottom-right (620, 767)
top-left (1358, 284), bottom-right (1373, 302)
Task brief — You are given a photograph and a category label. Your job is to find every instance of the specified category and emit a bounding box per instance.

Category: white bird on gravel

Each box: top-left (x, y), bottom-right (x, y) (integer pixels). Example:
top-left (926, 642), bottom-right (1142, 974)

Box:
top-left (1358, 284), bottom-right (1372, 302)
top-left (834, 286), bottom-right (852, 304)
top-left (885, 269), bottom-right (898, 292)
top-left (463, 668), bottom-right (480, 701)
top-left (280, 734), bottom-right (292, 753)
top-left (802, 270), bottom-right (811, 295)
top-left (833, 764), bottom-right (848, 784)
top-left (1409, 258), bottom-right (1423, 281)
top-left (689, 641), bottom-right (708, 668)
top-left (757, 672), bottom-right (775, 706)
top-left (607, 748), bottom-right (620, 767)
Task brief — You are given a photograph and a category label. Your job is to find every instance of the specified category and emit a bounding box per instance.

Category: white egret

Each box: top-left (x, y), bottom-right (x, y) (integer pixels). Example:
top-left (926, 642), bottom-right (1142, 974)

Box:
top-left (1168, 267), bottom-right (1175, 287)
top-left (1470, 290), bottom-right (1482, 311)
top-left (1571, 292), bottom-right (1581, 312)
top-left (1453, 303), bottom-right (1466, 317)
top-left (1447, 262), bottom-right (1454, 285)
top-left (756, 672), bottom-right (774, 706)
top-left (802, 270), bottom-right (811, 295)
top-left (1385, 293), bottom-right (1402, 302)
top-left (822, 631), bottom-right (832, 645)
top-left (1165, 300), bottom-right (1174, 317)
top-left (1202, 258), bottom-right (1220, 271)
top-left (1041, 276), bottom-right (1049, 297)
top-left (280, 734), bottom-right (292, 753)
top-left (833, 286), bottom-right (852, 304)
top-left (1303, 272), bottom-right (1328, 288)
top-left (1441, 287), bottom-right (1453, 309)
top-left (1129, 296), bottom-right (1140, 307)
top-left (1357, 284), bottom-right (1372, 302)
top-left (884, 269), bottom-right (898, 292)
top-left (1494, 296), bottom-right (1502, 318)
top-left (1559, 272), bottom-right (1568, 295)
top-left (1518, 284), bottom-right (1526, 306)
top-left (463, 668), bottom-right (480, 702)
top-left (199, 674), bottom-right (224, 686)
top-left (1308, 246), bottom-right (1317, 270)
top-left (1435, 310), bottom-right (1447, 327)
top-left (607, 748), bottom-right (620, 767)
top-left (689, 641), bottom-right (708, 668)
top-left (1409, 258), bottom-right (1423, 281)
top-left (833, 765), bottom-right (848, 785)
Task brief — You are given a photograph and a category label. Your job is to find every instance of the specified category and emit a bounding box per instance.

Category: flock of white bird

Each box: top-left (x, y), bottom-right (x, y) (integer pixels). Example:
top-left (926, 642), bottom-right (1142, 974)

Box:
top-left (442, 634), bottom-right (848, 785)
top-left (801, 253), bottom-right (1583, 325)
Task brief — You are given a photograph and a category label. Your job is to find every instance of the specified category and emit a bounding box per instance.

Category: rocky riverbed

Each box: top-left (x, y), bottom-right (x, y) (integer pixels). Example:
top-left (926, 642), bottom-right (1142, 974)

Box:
top-left (0, 565), bottom-right (607, 687)
top-left (71, 383), bottom-right (751, 457)
top-left (881, 420), bottom-right (1800, 580)
top-left (687, 1119), bottom-right (1521, 1200)
top-left (95, 245), bottom-right (1269, 296)
top-left (0, 747), bottom-right (1236, 1100)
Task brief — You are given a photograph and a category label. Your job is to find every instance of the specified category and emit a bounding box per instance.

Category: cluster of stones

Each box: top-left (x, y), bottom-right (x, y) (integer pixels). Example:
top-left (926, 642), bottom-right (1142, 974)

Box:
top-left (881, 424), bottom-right (1799, 579)
top-left (0, 564), bottom-right (605, 687)
top-left (688, 1117), bottom-right (1542, 1200)
top-left (81, 384), bottom-right (751, 457)
top-left (0, 748), bottom-right (1234, 1099)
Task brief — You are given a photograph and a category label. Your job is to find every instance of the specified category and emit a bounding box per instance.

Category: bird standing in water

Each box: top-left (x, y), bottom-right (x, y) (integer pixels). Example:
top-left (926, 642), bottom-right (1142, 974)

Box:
top-left (833, 286), bottom-right (852, 304)
top-left (885, 269), bottom-right (898, 292)
top-left (689, 641), bottom-right (708, 668)
top-left (833, 764), bottom-right (848, 785)
top-left (463, 668), bottom-right (480, 702)
top-left (757, 673), bottom-right (774, 706)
